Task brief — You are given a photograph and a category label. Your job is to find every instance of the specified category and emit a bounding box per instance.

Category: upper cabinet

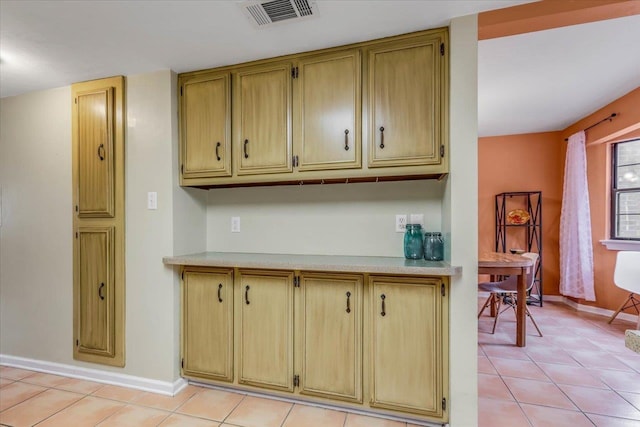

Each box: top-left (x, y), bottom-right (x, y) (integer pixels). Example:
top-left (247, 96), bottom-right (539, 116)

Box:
top-left (178, 27), bottom-right (448, 188)
top-left (76, 87), bottom-right (115, 217)
top-left (180, 72), bottom-right (231, 179)
top-left (234, 62), bottom-right (292, 176)
top-left (367, 35), bottom-right (444, 168)
top-left (294, 50), bottom-right (361, 171)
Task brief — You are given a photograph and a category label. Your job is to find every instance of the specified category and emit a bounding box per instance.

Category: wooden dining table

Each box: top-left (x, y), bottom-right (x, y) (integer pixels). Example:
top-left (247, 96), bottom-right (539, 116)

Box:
top-left (478, 252), bottom-right (534, 347)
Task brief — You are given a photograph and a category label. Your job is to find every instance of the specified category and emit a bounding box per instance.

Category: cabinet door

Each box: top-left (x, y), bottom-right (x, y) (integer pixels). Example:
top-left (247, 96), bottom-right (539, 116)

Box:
top-left (367, 35), bottom-right (443, 168)
top-left (295, 50), bottom-right (361, 171)
top-left (75, 227), bottom-right (115, 358)
top-left (299, 273), bottom-right (362, 402)
top-left (238, 270), bottom-right (294, 391)
top-left (181, 73), bottom-right (232, 178)
top-left (235, 63), bottom-right (292, 175)
top-left (370, 277), bottom-right (444, 417)
top-left (76, 88), bottom-right (115, 217)
top-left (182, 268), bottom-right (233, 382)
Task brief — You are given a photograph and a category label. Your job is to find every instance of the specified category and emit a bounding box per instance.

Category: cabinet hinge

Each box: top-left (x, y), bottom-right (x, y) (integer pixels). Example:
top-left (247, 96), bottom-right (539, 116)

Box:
top-left (291, 66), bottom-right (299, 79)
top-left (75, 232), bottom-right (78, 239)
top-left (294, 276), bottom-right (300, 288)
top-left (441, 283), bottom-right (445, 297)
top-left (293, 375), bottom-right (300, 387)
top-left (440, 145), bottom-right (445, 158)
top-left (181, 271), bottom-right (184, 280)
top-left (75, 205), bottom-right (78, 212)
top-left (181, 164), bottom-right (184, 174)
top-left (76, 339), bottom-right (79, 347)
top-left (74, 98), bottom-right (77, 104)
top-left (181, 358), bottom-right (184, 368)
top-left (292, 155), bottom-right (299, 168)
top-left (442, 397), bottom-right (446, 410)
top-left (440, 43), bottom-right (445, 56)
top-left (180, 86), bottom-right (183, 96)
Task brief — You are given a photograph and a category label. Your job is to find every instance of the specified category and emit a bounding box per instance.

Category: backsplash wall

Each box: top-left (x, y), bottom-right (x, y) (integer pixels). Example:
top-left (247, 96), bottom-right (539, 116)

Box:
top-left (206, 180), bottom-right (444, 257)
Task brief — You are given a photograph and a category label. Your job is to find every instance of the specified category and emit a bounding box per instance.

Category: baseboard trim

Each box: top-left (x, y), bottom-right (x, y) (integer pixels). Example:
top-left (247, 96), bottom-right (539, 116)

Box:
top-left (0, 354), bottom-right (187, 396)
top-left (478, 292), bottom-right (638, 324)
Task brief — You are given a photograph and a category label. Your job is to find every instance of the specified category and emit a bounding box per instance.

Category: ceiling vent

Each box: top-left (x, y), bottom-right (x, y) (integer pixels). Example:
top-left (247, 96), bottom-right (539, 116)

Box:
top-left (240, 0), bottom-right (319, 27)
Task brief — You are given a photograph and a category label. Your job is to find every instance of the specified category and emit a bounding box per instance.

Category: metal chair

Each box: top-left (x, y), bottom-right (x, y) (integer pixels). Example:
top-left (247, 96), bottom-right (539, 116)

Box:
top-left (607, 251), bottom-right (640, 328)
top-left (477, 252), bottom-right (542, 336)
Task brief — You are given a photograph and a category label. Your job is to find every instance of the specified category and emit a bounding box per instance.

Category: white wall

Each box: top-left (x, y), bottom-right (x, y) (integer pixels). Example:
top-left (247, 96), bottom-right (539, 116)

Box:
top-left (446, 14), bottom-right (479, 427)
top-left (0, 87), bottom-right (73, 363)
top-left (0, 70), bottom-right (206, 384)
top-left (206, 180), bottom-right (444, 256)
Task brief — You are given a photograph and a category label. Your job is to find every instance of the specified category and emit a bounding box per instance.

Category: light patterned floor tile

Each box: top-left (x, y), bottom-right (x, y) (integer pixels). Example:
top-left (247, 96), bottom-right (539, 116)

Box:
top-left (20, 372), bottom-right (70, 388)
top-left (344, 413), bottom-right (406, 427)
top-left (520, 403), bottom-right (594, 427)
top-left (96, 404), bottom-right (170, 427)
top-left (176, 388), bottom-right (244, 421)
top-left (92, 384), bottom-right (145, 402)
top-left (53, 377), bottom-right (104, 394)
top-left (0, 366), bottom-right (36, 380)
top-left (131, 385), bottom-right (200, 411)
top-left (0, 377), bottom-right (15, 388)
top-left (587, 413), bottom-right (640, 427)
top-left (282, 404), bottom-right (346, 427)
top-left (159, 413), bottom-right (221, 426)
top-left (225, 396), bottom-right (293, 427)
top-left (35, 396), bottom-right (125, 427)
top-left (0, 389), bottom-right (82, 427)
top-left (0, 381), bottom-right (47, 411)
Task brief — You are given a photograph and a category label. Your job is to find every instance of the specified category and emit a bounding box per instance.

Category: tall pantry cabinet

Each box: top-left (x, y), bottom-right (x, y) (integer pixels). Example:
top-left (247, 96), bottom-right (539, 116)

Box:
top-left (72, 76), bottom-right (125, 367)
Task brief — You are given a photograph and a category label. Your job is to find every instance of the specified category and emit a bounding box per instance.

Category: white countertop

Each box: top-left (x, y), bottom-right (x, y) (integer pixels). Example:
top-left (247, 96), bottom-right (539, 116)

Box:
top-left (163, 252), bottom-right (462, 276)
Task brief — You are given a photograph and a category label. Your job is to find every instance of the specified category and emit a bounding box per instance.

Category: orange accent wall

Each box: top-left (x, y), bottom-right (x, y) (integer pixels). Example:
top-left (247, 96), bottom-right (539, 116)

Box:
top-left (478, 0), bottom-right (640, 40)
top-left (562, 87), bottom-right (640, 313)
top-left (478, 132), bottom-right (563, 297)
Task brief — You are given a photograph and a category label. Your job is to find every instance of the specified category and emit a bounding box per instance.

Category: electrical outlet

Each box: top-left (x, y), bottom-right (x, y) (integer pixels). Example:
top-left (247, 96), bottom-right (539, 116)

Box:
top-left (395, 214), bottom-right (407, 232)
top-left (231, 216), bottom-right (240, 233)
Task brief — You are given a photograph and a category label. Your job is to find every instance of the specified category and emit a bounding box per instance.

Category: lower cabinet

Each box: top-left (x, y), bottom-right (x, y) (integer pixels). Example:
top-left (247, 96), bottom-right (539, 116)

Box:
top-left (180, 268), bottom-right (448, 423)
top-left (182, 267), bottom-right (233, 382)
top-left (298, 272), bottom-right (362, 402)
top-left (238, 270), bottom-right (294, 392)
top-left (370, 276), bottom-right (446, 418)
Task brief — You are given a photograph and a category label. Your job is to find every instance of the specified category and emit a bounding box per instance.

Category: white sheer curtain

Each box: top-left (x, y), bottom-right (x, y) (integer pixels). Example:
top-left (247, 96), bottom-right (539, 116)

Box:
top-left (560, 130), bottom-right (595, 301)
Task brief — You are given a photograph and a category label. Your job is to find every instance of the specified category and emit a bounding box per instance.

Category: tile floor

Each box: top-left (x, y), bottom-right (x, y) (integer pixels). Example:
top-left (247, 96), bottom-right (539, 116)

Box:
top-left (478, 296), bottom-right (640, 427)
top-left (1, 298), bottom-right (638, 427)
top-left (0, 368), bottom-right (422, 427)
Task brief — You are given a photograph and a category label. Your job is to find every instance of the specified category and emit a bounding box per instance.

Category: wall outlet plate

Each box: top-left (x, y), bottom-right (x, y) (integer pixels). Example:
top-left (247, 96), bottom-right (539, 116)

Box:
top-left (396, 214), bottom-right (407, 232)
top-left (231, 216), bottom-right (241, 233)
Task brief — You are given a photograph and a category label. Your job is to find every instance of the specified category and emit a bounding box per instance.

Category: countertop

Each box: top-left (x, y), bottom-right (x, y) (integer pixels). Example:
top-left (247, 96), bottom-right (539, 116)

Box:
top-left (163, 252), bottom-right (462, 276)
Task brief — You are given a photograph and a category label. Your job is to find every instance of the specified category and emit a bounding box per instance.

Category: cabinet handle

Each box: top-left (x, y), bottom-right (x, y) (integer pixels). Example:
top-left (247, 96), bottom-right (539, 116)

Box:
top-left (218, 283), bottom-right (223, 303)
top-left (98, 144), bottom-right (105, 160)
top-left (346, 291), bottom-right (351, 313)
top-left (243, 139), bottom-right (249, 159)
top-left (99, 283), bottom-right (105, 300)
top-left (215, 142), bottom-right (221, 161)
top-left (344, 129), bottom-right (350, 151)
top-left (380, 294), bottom-right (386, 316)
top-left (245, 285), bottom-right (250, 305)
top-left (379, 127), bottom-right (385, 149)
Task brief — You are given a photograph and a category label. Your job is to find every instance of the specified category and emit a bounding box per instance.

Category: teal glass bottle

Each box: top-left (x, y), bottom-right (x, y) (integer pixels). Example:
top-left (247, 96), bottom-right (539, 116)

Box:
top-left (404, 224), bottom-right (424, 259)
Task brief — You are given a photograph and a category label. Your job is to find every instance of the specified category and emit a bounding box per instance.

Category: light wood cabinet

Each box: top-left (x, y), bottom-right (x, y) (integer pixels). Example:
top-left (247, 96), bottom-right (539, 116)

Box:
top-left (294, 50), bottom-right (361, 171)
top-left (76, 87), bottom-right (115, 218)
top-left (180, 72), bottom-right (231, 179)
top-left (182, 268), bottom-right (233, 382)
top-left (178, 27), bottom-right (448, 188)
top-left (234, 63), bottom-right (292, 176)
top-left (72, 76), bottom-right (125, 367)
top-left (298, 273), bottom-right (363, 402)
top-left (237, 270), bottom-right (294, 391)
top-left (369, 276), bottom-right (446, 418)
top-left (75, 227), bottom-right (115, 357)
top-left (367, 35), bottom-right (445, 168)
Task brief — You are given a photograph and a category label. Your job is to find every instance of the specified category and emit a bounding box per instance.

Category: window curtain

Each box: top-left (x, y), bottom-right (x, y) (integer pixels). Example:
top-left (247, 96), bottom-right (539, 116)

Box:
top-left (559, 130), bottom-right (595, 301)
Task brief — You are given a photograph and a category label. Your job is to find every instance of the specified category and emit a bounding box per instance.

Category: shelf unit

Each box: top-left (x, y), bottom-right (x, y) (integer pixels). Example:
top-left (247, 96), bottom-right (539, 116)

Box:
top-left (495, 191), bottom-right (543, 306)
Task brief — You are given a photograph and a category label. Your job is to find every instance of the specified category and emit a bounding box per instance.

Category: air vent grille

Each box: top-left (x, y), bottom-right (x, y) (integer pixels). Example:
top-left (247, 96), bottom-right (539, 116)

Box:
top-left (241, 0), bottom-right (318, 27)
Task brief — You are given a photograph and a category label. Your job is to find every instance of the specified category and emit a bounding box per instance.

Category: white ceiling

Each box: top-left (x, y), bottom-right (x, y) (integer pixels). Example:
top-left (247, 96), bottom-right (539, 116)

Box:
top-left (1, 0), bottom-right (638, 137)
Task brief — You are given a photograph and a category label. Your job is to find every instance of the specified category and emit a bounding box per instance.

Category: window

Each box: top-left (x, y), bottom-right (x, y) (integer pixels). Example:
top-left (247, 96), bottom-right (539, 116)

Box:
top-left (611, 139), bottom-right (640, 240)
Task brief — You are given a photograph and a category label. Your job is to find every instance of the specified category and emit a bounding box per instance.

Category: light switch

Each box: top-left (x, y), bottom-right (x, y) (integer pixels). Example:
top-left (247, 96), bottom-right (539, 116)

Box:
top-left (147, 192), bottom-right (157, 210)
